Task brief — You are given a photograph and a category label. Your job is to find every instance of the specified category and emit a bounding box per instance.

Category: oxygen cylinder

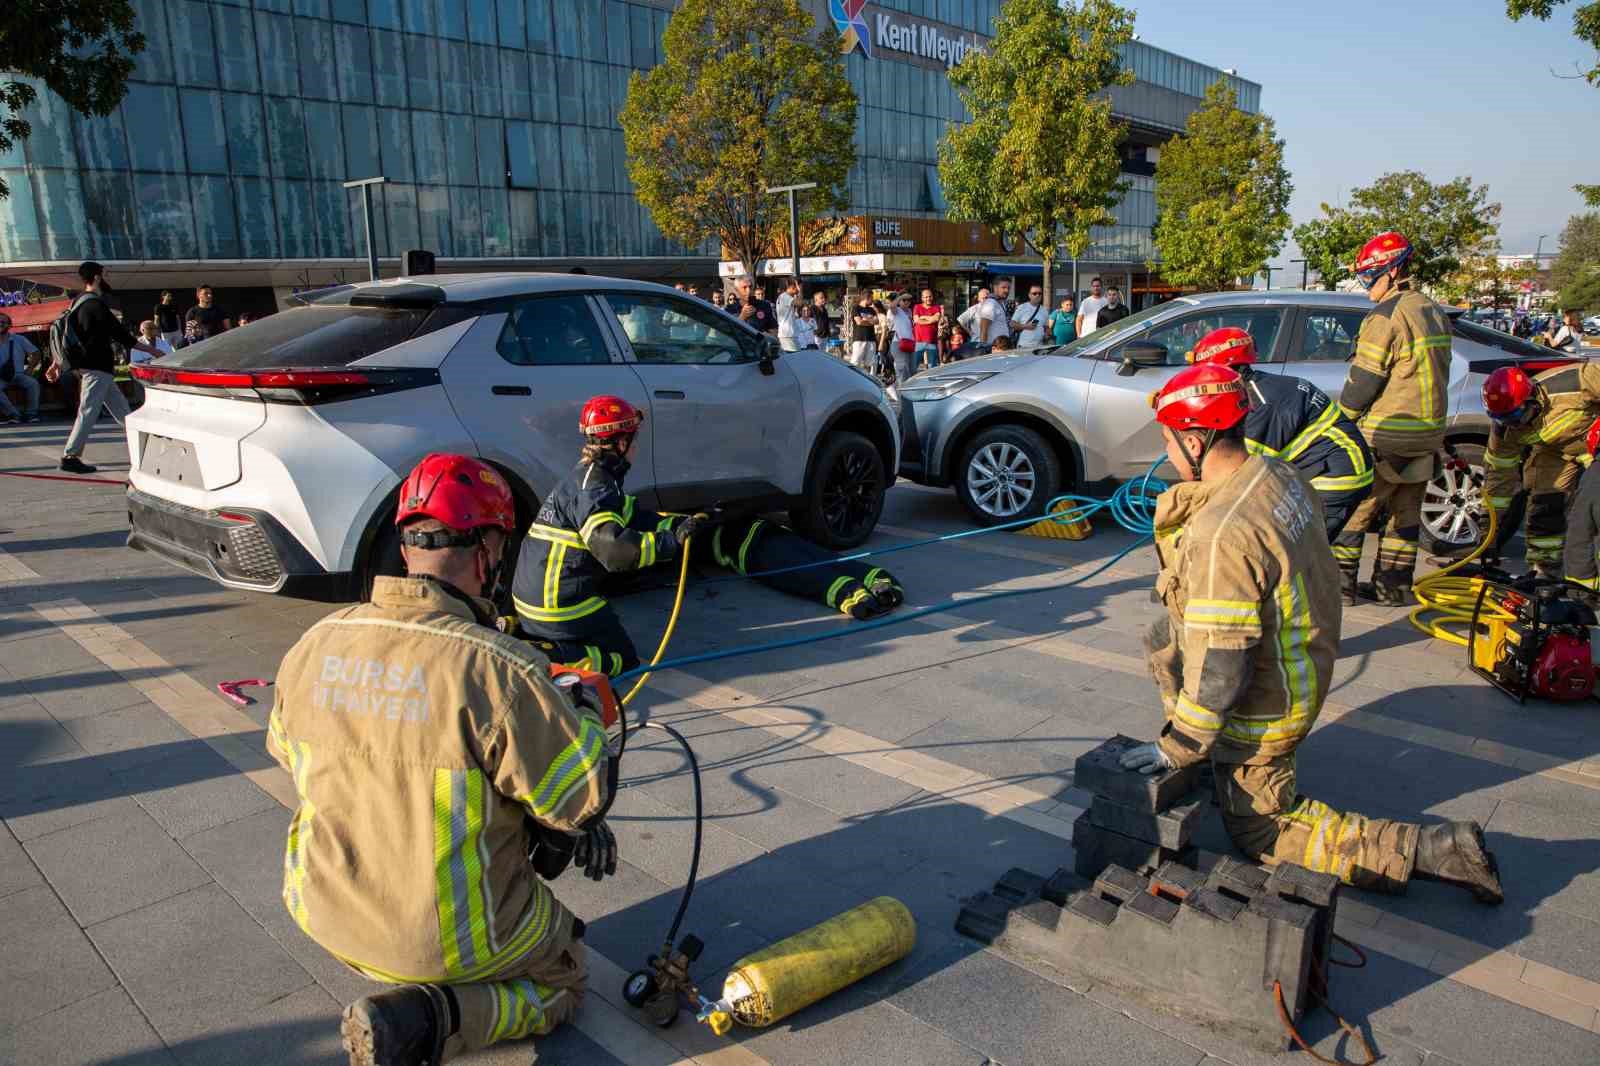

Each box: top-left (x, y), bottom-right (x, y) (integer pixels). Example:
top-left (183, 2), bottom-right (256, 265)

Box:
top-left (716, 897), bottom-right (915, 1029)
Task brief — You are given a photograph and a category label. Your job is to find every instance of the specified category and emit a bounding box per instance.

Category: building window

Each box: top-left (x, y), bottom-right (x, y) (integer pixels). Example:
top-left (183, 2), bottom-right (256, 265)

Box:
top-left (405, 34), bottom-right (440, 109)
top-left (303, 102), bottom-right (347, 180)
top-left (335, 25), bottom-right (376, 104)
top-left (333, 0), bottom-right (365, 23)
top-left (126, 84), bottom-right (185, 173)
top-left (276, 179), bottom-right (316, 257)
top-left (214, 7), bottom-right (260, 92)
top-left (223, 93), bottom-right (269, 176)
top-left (192, 175), bottom-right (241, 258)
top-left (82, 171), bottom-right (140, 259)
top-left (136, 172), bottom-right (198, 259)
top-left (256, 14), bottom-right (300, 95)
top-left (181, 90), bottom-right (230, 174)
top-left (370, 0), bottom-right (401, 28)
top-left (482, 187), bottom-right (510, 255)
top-left (265, 96), bottom-right (308, 179)
top-left (171, 0), bottom-right (219, 87)
top-left (130, 0), bottom-right (175, 83)
top-left (451, 186), bottom-right (482, 254)
top-left (444, 119), bottom-right (476, 184)
top-left (74, 106), bottom-right (130, 172)
top-left (378, 108), bottom-right (415, 181)
top-left (403, 0), bottom-right (434, 33)
top-left (501, 50), bottom-right (531, 118)
top-left (441, 39), bottom-right (471, 112)
top-left (470, 44), bottom-right (501, 114)
top-left (343, 105), bottom-right (380, 179)
top-left (373, 30), bottom-right (407, 106)
top-left (411, 111), bottom-right (447, 182)
top-left (437, 0), bottom-right (467, 39)
top-left (496, 0), bottom-right (524, 48)
top-left (385, 182), bottom-right (421, 253)
top-left (418, 184), bottom-right (451, 254)
top-left (234, 177), bottom-right (278, 257)
top-left (296, 19), bottom-right (338, 100)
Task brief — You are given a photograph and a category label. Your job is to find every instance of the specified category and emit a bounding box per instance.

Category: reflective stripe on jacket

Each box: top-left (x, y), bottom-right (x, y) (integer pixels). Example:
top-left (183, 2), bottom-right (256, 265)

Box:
top-left (1242, 370), bottom-right (1374, 495)
top-left (267, 576), bottom-right (609, 982)
top-left (1338, 288), bottom-right (1452, 457)
top-left (1150, 456), bottom-right (1342, 765)
top-left (511, 452), bottom-right (682, 627)
top-left (1484, 362), bottom-right (1600, 510)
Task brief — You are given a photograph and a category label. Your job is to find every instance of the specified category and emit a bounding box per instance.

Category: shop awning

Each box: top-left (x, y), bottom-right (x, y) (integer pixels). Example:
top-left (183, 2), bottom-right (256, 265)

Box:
top-left (2, 298), bottom-right (70, 333)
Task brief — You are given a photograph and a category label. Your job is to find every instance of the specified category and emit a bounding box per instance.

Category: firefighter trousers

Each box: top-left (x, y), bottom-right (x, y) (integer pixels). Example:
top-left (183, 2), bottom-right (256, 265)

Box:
top-left (1331, 457), bottom-right (1427, 580)
top-left (1318, 481), bottom-right (1371, 544)
top-left (704, 518), bottom-right (902, 616)
top-left (1214, 753), bottom-right (1419, 893)
top-left (522, 604), bottom-right (640, 678)
top-left (1509, 450), bottom-right (1584, 569)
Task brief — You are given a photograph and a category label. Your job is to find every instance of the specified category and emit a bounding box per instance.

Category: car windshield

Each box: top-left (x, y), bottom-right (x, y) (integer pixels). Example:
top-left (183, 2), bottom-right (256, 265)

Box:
top-left (1045, 301), bottom-right (1177, 357)
top-left (162, 303), bottom-right (432, 369)
top-left (1451, 318), bottom-right (1551, 359)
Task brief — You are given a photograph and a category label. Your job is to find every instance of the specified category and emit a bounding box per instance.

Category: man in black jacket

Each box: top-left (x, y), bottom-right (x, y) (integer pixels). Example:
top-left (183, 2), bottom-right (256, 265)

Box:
top-left (56, 262), bottom-right (158, 474)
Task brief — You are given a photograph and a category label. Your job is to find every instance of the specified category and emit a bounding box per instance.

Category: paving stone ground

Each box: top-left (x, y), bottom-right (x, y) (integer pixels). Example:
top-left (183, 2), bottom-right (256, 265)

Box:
top-left (3, 418), bottom-right (1599, 1066)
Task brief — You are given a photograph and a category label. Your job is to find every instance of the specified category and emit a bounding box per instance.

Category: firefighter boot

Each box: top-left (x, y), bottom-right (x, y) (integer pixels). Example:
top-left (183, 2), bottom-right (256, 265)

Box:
top-left (1340, 569), bottom-right (1360, 607)
top-left (341, 983), bottom-right (451, 1066)
top-left (1413, 820), bottom-right (1504, 905)
top-left (869, 576), bottom-right (904, 610)
top-left (1359, 568), bottom-right (1412, 607)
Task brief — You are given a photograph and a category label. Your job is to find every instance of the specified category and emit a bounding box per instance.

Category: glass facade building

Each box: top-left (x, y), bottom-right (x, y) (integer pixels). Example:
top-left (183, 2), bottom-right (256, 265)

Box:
top-left (0, 0), bottom-right (1260, 287)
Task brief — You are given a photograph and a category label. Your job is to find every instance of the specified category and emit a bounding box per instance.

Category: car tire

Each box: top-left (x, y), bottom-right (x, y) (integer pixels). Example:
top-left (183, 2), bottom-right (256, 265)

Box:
top-left (1420, 442), bottom-right (1523, 555)
top-left (360, 517), bottom-right (404, 600)
top-left (790, 431), bottom-right (887, 549)
top-left (954, 425), bottom-right (1061, 527)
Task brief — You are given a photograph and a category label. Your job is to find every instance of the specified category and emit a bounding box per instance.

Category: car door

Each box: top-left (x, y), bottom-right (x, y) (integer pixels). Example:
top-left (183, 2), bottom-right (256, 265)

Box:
top-left (1084, 305), bottom-right (1289, 480)
top-left (1266, 306), bottom-right (1370, 400)
top-left (437, 292), bottom-right (656, 502)
top-left (596, 290), bottom-right (805, 511)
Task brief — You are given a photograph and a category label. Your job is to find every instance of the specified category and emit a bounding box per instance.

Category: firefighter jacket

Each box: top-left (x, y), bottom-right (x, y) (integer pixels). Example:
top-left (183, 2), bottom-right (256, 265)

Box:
top-left (267, 576), bottom-right (610, 983)
top-left (1241, 369), bottom-right (1374, 495)
top-left (1564, 460), bottom-right (1600, 588)
top-left (1337, 284), bottom-right (1453, 461)
top-left (1149, 455), bottom-right (1343, 767)
top-left (512, 451), bottom-right (685, 629)
top-left (1483, 362), bottom-right (1600, 511)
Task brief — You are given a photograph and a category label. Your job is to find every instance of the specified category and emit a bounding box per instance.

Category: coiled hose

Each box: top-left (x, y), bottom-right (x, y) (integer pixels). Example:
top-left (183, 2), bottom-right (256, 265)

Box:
top-left (1408, 505), bottom-right (1511, 646)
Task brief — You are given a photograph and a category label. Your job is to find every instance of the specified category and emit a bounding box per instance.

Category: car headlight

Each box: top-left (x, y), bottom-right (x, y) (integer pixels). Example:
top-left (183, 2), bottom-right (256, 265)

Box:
top-left (898, 373), bottom-right (999, 401)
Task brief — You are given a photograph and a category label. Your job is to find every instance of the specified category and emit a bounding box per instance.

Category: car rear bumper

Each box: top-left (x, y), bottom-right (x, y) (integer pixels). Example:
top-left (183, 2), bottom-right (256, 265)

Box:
top-left (126, 489), bottom-right (350, 600)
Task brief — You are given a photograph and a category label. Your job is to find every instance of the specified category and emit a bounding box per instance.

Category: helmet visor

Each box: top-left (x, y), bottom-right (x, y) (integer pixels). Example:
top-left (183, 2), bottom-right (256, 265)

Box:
top-left (1490, 401), bottom-right (1538, 431)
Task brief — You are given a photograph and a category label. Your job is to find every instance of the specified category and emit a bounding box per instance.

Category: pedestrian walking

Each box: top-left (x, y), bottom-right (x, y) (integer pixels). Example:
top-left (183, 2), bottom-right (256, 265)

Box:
top-left (53, 262), bottom-right (159, 474)
top-left (184, 284), bottom-right (230, 340)
top-left (152, 290), bottom-right (183, 347)
top-left (849, 294), bottom-right (879, 373)
top-left (0, 312), bottom-right (42, 424)
top-left (1096, 286), bottom-right (1131, 329)
top-left (1077, 277), bottom-right (1107, 336)
top-left (1009, 284), bottom-right (1048, 348)
top-left (1048, 296), bottom-right (1077, 347)
top-left (890, 292), bottom-right (917, 384)
top-left (912, 288), bottom-right (943, 370)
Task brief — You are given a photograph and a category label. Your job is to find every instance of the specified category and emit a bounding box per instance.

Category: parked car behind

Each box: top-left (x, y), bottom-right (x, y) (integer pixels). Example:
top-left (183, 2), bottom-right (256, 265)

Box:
top-left (897, 290), bottom-right (1582, 553)
top-left (125, 274), bottom-right (898, 599)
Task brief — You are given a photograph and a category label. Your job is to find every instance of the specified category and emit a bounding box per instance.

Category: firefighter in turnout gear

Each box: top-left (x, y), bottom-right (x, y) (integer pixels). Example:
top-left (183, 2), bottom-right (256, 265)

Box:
top-left (1119, 364), bottom-right (1504, 903)
top-left (1563, 418), bottom-right (1600, 589)
top-left (269, 453), bottom-right (620, 1066)
top-left (1482, 364), bottom-right (1600, 576)
top-left (1331, 232), bottom-right (1454, 606)
top-left (511, 395), bottom-right (709, 676)
top-left (1188, 326), bottom-right (1373, 540)
top-left (708, 516), bottom-right (903, 620)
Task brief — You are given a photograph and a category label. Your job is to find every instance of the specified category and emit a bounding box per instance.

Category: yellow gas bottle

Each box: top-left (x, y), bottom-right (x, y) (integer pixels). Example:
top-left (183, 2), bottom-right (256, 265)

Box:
top-left (707, 897), bottom-right (915, 1031)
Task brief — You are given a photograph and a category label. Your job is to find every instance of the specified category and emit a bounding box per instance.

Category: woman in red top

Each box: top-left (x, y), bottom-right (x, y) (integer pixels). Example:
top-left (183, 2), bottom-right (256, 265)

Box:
top-left (913, 288), bottom-right (944, 370)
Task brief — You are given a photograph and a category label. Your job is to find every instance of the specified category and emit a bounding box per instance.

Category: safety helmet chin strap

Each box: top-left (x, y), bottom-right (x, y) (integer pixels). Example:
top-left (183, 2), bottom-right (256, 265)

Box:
top-left (400, 525), bottom-right (507, 602)
top-left (1180, 427), bottom-right (1219, 482)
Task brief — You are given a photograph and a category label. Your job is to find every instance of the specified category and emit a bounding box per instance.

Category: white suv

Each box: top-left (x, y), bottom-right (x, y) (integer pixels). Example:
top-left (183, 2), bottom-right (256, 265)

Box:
top-left (125, 274), bottom-right (898, 599)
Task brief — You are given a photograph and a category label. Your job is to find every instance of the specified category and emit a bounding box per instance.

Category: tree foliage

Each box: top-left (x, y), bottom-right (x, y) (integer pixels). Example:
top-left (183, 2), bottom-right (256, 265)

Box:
top-left (1550, 212), bottom-right (1600, 292)
top-left (938, 0), bottom-right (1134, 300)
top-left (1561, 267), bottom-right (1600, 313)
top-left (618, 0), bottom-right (856, 278)
top-left (1435, 244), bottom-right (1535, 308)
top-left (1, 0), bottom-right (145, 200)
top-left (1506, 0), bottom-right (1600, 83)
top-left (1151, 79), bottom-right (1292, 291)
top-left (1291, 171), bottom-right (1500, 289)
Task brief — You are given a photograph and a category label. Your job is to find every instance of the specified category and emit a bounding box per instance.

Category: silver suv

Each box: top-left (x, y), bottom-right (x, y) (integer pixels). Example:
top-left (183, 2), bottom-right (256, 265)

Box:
top-left (898, 290), bottom-right (1582, 551)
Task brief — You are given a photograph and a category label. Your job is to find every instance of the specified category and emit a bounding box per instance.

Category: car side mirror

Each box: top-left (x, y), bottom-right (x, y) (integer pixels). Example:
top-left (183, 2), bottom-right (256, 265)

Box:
top-left (1117, 341), bottom-right (1168, 376)
top-left (758, 336), bottom-right (780, 375)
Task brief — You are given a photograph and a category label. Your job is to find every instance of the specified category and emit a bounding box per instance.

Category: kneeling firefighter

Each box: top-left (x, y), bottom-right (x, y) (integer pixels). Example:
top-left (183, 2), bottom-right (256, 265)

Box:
top-left (1481, 363), bottom-right (1600, 576)
top-left (1120, 363), bottom-right (1504, 903)
top-left (268, 453), bottom-right (620, 1066)
top-left (511, 395), bottom-right (712, 676)
top-left (1187, 325), bottom-right (1373, 542)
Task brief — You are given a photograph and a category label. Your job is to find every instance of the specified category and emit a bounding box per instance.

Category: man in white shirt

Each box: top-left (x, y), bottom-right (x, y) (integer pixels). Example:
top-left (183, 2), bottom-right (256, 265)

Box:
top-left (137, 319), bottom-right (175, 362)
top-left (1009, 284), bottom-right (1048, 348)
top-left (957, 287), bottom-right (990, 339)
top-left (776, 278), bottom-right (801, 352)
top-left (0, 312), bottom-right (42, 424)
top-left (1545, 309), bottom-right (1585, 354)
top-left (1077, 276), bottom-right (1108, 336)
top-left (977, 282), bottom-right (1012, 347)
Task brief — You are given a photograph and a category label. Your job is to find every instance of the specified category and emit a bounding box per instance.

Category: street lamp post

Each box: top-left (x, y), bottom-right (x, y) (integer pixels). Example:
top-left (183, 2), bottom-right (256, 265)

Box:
top-left (343, 176), bottom-right (389, 282)
top-left (1290, 258), bottom-right (1309, 289)
top-left (765, 182), bottom-right (818, 289)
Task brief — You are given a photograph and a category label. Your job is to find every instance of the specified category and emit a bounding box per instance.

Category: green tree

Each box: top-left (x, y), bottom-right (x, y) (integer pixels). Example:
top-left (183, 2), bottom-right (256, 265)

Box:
top-left (1436, 244), bottom-right (1535, 310)
top-left (1151, 79), bottom-right (1292, 291)
top-left (1291, 171), bottom-right (1500, 289)
top-left (1, 1), bottom-right (145, 200)
top-left (1550, 212), bottom-right (1600, 292)
top-left (1561, 266), bottom-right (1600, 313)
top-left (618, 0), bottom-right (856, 279)
top-left (1506, 1), bottom-right (1600, 83)
top-left (938, 0), bottom-right (1134, 302)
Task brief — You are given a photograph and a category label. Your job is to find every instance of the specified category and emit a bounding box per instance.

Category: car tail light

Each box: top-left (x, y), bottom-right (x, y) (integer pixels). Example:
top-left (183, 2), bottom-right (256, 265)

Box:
top-left (131, 365), bottom-right (440, 405)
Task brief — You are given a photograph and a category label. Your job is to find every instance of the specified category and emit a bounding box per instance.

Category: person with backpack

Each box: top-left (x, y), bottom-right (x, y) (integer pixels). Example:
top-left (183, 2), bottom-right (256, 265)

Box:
top-left (0, 312), bottom-right (42, 425)
top-left (49, 261), bottom-right (159, 474)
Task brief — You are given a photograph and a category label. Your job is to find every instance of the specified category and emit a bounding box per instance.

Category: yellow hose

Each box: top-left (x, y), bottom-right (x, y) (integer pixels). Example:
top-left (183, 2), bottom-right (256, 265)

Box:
top-left (1407, 506), bottom-right (1513, 646)
top-left (619, 533), bottom-right (692, 706)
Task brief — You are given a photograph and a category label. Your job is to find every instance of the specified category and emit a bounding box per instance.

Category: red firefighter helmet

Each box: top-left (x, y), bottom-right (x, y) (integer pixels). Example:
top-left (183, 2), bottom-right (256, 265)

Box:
top-left (1588, 417), bottom-right (1600, 457)
top-left (1353, 231), bottom-right (1413, 288)
top-left (1189, 326), bottom-right (1257, 368)
top-left (579, 394), bottom-right (645, 440)
top-left (394, 453), bottom-right (516, 532)
top-left (1531, 633), bottom-right (1597, 702)
top-left (1151, 363), bottom-right (1250, 432)
top-left (1482, 366), bottom-right (1535, 418)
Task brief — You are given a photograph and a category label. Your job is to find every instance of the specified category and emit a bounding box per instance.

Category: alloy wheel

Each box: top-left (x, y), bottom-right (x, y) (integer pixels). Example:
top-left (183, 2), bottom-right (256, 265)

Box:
top-left (1421, 456), bottom-right (1486, 547)
top-left (820, 444), bottom-right (882, 541)
top-left (967, 442), bottom-right (1037, 518)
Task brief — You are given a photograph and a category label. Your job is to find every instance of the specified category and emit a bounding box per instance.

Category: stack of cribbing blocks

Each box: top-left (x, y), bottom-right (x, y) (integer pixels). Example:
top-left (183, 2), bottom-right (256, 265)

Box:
top-left (954, 854), bottom-right (1343, 1051)
top-left (1070, 734), bottom-right (1206, 879)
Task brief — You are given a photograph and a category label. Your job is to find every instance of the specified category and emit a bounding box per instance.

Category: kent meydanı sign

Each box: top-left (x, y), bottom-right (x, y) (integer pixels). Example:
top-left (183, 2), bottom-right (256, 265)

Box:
top-left (829, 0), bottom-right (986, 72)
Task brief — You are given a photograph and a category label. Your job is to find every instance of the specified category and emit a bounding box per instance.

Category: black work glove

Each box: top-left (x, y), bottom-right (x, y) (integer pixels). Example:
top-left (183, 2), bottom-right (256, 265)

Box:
top-left (528, 819), bottom-right (578, 881)
top-left (673, 513), bottom-right (716, 543)
top-left (571, 820), bottom-right (618, 882)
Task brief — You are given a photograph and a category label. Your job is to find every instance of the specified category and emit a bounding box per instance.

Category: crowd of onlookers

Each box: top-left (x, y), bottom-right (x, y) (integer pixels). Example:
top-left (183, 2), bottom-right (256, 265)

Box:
top-left (676, 273), bottom-right (1137, 389)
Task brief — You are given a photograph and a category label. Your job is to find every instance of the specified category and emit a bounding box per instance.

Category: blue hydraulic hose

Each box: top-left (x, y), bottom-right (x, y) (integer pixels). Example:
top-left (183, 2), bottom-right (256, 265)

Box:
top-left (613, 462), bottom-right (1167, 683)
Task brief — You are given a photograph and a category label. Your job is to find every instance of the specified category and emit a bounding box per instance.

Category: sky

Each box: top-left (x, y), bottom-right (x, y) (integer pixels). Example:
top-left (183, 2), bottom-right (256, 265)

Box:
top-left (1126, 0), bottom-right (1598, 275)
